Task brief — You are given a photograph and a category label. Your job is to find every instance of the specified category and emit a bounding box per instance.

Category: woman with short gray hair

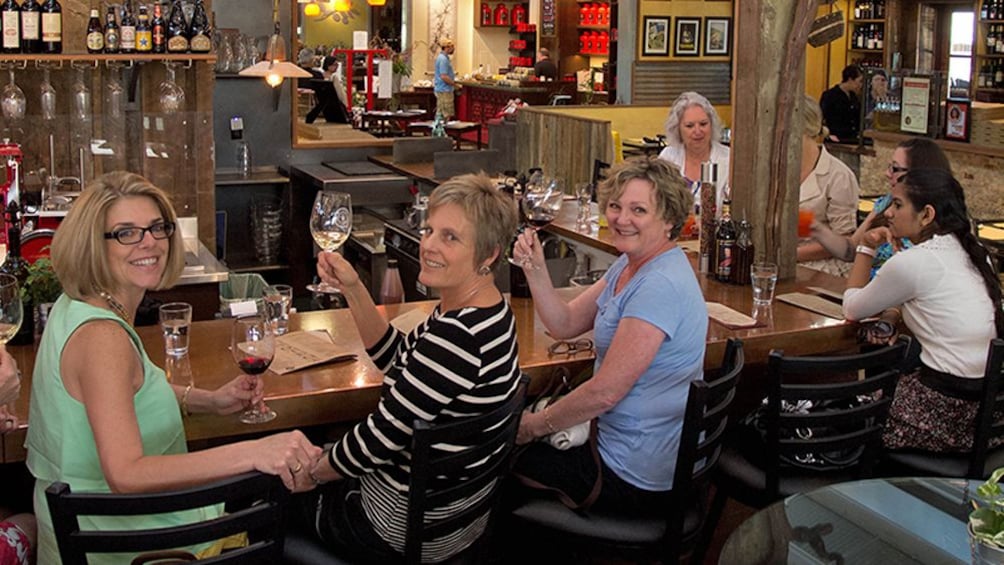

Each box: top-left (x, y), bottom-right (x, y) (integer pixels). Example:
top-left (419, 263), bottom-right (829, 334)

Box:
top-left (658, 91), bottom-right (730, 213)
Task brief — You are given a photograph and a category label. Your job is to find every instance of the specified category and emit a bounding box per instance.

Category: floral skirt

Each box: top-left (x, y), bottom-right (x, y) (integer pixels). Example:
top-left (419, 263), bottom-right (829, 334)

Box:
top-left (883, 368), bottom-right (984, 453)
top-left (0, 522), bottom-right (29, 565)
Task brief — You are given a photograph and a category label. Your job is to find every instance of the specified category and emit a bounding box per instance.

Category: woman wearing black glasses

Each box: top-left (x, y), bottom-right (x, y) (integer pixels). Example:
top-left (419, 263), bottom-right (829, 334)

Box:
top-left (26, 172), bottom-right (321, 565)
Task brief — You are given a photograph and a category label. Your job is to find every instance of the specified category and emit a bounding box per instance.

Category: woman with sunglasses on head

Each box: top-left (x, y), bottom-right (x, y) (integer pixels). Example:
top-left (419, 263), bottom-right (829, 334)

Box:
top-left (510, 157), bottom-right (707, 516)
top-left (843, 168), bottom-right (1003, 452)
top-left (27, 172), bottom-right (321, 565)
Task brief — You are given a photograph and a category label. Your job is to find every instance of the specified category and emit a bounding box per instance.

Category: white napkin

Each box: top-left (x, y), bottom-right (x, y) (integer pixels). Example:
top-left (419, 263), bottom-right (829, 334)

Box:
top-left (547, 422), bottom-right (590, 450)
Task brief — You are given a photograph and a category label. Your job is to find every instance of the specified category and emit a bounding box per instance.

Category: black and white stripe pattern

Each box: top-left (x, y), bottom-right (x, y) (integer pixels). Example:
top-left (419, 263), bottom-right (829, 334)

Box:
top-left (329, 300), bottom-right (521, 562)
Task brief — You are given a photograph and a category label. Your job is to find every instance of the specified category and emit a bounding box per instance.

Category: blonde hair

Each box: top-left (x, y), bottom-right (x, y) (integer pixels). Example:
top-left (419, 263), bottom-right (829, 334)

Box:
top-left (52, 171), bottom-right (185, 300)
top-left (597, 157), bottom-right (693, 239)
top-left (801, 93), bottom-right (828, 139)
top-left (427, 174), bottom-right (517, 271)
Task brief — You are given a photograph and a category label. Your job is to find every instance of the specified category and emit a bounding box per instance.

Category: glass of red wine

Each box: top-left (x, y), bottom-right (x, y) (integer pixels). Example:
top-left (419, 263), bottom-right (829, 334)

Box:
top-left (231, 314), bottom-right (277, 424)
top-left (509, 177), bottom-right (565, 270)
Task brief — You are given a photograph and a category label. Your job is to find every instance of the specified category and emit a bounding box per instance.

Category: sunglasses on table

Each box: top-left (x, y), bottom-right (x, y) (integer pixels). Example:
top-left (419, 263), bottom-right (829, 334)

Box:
top-left (547, 338), bottom-right (595, 356)
top-left (104, 221), bottom-right (176, 245)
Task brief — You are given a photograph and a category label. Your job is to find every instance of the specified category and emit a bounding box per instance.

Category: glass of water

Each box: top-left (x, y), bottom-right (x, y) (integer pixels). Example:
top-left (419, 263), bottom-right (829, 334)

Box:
top-left (159, 302), bottom-right (192, 356)
top-left (264, 284), bottom-right (293, 336)
top-left (750, 262), bottom-right (779, 306)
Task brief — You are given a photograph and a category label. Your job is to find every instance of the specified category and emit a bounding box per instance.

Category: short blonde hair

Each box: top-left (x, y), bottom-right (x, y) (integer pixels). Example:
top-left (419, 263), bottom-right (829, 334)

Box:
top-left (801, 93), bottom-right (827, 139)
top-left (427, 174), bottom-right (517, 271)
top-left (597, 157), bottom-right (693, 239)
top-left (52, 171), bottom-right (185, 300)
top-left (664, 91), bottom-right (724, 149)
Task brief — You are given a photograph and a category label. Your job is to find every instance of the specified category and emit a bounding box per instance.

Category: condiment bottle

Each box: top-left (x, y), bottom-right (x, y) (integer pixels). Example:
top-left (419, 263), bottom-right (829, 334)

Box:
top-left (731, 218), bottom-right (754, 285)
top-left (715, 198), bottom-right (736, 282)
top-left (381, 259), bottom-right (404, 304)
top-left (698, 162), bottom-right (718, 274)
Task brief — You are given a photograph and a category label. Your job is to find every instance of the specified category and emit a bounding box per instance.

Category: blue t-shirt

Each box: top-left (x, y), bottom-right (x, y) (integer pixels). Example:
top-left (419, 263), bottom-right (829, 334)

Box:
top-left (434, 52), bottom-right (454, 93)
top-left (594, 248), bottom-right (708, 491)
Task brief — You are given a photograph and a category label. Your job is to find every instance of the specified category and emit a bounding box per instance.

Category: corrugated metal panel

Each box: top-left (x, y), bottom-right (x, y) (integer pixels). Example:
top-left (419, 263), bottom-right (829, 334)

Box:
top-left (631, 62), bottom-right (732, 105)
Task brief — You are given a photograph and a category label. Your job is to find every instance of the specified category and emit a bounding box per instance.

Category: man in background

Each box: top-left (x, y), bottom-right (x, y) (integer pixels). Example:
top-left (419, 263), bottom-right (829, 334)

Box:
top-left (434, 37), bottom-right (457, 120)
top-left (819, 64), bottom-right (863, 143)
top-left (534, 48), bottom-right (557, 81)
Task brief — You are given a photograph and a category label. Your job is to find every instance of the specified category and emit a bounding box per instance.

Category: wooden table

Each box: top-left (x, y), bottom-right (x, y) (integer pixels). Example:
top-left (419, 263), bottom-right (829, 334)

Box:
top-left (3, 268), bottom-right (856, 463)
top-left (368, 155), bottom-right (442, 185)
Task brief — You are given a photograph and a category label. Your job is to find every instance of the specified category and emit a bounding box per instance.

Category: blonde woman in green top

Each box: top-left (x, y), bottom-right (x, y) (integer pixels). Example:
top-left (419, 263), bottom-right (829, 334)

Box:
top-left (26, 172), bottom-right (322, 564)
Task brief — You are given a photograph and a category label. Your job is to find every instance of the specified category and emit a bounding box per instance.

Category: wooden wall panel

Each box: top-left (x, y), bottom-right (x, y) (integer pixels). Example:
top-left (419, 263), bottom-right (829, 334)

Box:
top-left (516, 108), bottom-right (610, 188)
top-left (631, 61), bottom-right (731, 106)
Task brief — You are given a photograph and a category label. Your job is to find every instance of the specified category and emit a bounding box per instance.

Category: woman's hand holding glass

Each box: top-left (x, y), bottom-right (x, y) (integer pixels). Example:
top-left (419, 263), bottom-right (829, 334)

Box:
top-left (209, 373), bottom-right (265, 416)
top-left (316, 251), bottom-right (363, 294)
top-left (250, 430), bottom-right (323, 492)
top-left (512, 229), bottom-right (547, 273)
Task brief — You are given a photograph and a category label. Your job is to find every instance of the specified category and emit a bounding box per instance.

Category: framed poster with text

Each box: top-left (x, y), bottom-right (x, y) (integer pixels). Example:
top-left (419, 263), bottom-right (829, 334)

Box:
top-left (541, 0), bottom-right (556, 37)
top-left (900, 77), bottom-right (930, 134)
top-left (944, 99), bottom-right (971, 142)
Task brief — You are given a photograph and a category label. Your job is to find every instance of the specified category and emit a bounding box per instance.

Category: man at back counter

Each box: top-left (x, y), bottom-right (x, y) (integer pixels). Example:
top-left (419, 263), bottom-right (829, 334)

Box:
top-left (533, 48), bottom-right (558, 81)
top-left (820, 64), bottom-right (864, 143)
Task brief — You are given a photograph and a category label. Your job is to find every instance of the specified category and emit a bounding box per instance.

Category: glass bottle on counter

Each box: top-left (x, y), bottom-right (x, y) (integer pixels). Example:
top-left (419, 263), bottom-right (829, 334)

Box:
top-left (20, 0), bottom-right (39, 54)
top-left (119, 0), bottom-right (135, 54)
top-left (1, 0), bottom-right (20, 54)
top-left (715, 198), bottom-right (736, 282)
top-left (1, 202), bottom-right (32, 345)
top-left (40, 0), bottom-right (60, 54)
top-left (166, 0), bottom-right (189, 53)
top-left (103, 6), bottom-right (119, 54)
top-left (151, 2), bottom-right (165, 53)
top-left (188, 0), bottom-right (211, 53)
top-left (731, 218), bottom-right (753, 285)
top-left (380, 258), bottom-right (404, 304)
top-left (135, 4), bottom-right (151, 53)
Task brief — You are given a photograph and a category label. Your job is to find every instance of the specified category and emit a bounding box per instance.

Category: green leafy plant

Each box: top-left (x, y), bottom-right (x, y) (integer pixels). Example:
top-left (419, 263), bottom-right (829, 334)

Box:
top-left (972, 467), bottom-right (1004, 548)
top-left (24, 257), bottom-right (61, 306)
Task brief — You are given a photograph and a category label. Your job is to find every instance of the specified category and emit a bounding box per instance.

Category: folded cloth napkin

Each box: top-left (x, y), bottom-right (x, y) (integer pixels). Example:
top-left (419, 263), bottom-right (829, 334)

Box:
top-left (530, 399), bottom-right (591, 450)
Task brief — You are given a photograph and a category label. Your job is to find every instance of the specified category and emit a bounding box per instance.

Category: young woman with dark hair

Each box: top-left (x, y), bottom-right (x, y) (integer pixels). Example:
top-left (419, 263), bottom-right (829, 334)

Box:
top-left (843, 168), bottom-right (1002, 452)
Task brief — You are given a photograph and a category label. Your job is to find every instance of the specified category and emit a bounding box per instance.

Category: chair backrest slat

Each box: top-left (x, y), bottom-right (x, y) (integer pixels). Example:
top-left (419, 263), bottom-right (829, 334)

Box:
top-left (969, 338), bottom-right (1004, 478)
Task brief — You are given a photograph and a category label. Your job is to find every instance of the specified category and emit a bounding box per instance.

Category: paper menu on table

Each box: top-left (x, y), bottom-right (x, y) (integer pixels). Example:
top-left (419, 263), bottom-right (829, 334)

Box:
top-left (776, 292), bottom-right (845, 320)
top-left (706, 302), bottom-right (759, 329)
top-left (390, 309), bottom-right (430, 335)
top-left (271, 330), bottom-right (357, 375)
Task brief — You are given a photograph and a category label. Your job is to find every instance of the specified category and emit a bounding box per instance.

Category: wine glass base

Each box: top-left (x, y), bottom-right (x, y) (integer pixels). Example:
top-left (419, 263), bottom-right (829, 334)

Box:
top-left (240, 407), bottom-right (278, 425)
top-left (306, 283), bottom-right (342, 294)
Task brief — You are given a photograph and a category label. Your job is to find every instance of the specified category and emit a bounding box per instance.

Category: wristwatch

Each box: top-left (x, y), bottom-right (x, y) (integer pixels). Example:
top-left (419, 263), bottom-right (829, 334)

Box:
top-left (855, 245), bottom-right (877, 258)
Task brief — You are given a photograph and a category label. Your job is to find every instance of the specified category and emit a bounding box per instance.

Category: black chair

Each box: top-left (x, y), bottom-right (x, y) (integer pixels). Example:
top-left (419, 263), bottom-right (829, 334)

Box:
top-left (285, 375), bottom-right (529, 564)
top-left (883, 338), bottom-right (1004, 479)
top-left (698, 337), bottom-right (910, 558)
top-left (592, 159), bottom-right (611, 186)
top-left (509, 339), bottom-right (744, 564)
top-left (45, 471), bottom-right (289, 565)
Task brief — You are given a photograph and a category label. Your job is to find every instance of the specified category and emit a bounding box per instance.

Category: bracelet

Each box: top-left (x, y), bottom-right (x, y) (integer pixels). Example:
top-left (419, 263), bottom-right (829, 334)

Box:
top-left (855, 245), bottom-right (877, 258)
top-left (180, 384), bottom-right (193, 417)
top-left (542, 406), bottom-right (558, 435)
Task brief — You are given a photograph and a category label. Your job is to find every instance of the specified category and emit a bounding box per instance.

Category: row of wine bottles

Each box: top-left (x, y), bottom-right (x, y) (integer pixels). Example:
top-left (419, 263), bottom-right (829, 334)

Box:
top-left (0, 0), bottom-right (211, 55)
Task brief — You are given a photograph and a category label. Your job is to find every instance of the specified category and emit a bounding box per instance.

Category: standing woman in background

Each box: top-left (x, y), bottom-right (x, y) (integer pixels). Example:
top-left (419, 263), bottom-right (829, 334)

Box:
top-left (657, 91), bottom-right (730, 212)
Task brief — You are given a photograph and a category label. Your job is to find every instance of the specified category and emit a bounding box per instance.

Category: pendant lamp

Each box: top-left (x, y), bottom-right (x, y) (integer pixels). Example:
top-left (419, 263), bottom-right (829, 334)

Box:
top-left (334, 0), bottom-right (352, 12)
top-left (239, 0), bottom-right (312, 88)
top-left (304, 2), bottom-right (321, 16)
top-left (367, 0), bottom-right (387, 6)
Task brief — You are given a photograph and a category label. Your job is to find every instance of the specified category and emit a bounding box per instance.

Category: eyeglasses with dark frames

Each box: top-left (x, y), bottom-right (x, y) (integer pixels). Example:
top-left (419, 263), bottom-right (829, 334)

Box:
top-left (104, 221), bottom-right (176, 245)
top-left (547, 338), bottom-right (594, 356)
top-left (887, 163), bottom-right (909, 174)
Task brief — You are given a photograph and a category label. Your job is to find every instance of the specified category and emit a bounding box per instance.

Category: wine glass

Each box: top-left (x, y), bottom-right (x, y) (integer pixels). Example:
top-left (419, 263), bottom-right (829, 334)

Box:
top-left (72, 67), bottom-right (91, 122)
top-left (158, 63), bottom-right (186, 114)
top-left (510, 177), bottom-right (565, 270)
top-left (0, 275), bottom-right (23, 346)
top-left (307, 191), bottom-right (353, 294)
top-left (1, 69), bottom-right (26, 121)
top-left (40, 67), bottom-right (56, 121)
top-left (106, 65), bottom-right (124, 119)
top-left (231, 314), bottom-right (276, 424)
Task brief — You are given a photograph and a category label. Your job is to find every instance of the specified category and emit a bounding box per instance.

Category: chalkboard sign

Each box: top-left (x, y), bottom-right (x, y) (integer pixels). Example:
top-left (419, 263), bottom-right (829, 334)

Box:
top-left (541, 0), bottom-right (556, 37)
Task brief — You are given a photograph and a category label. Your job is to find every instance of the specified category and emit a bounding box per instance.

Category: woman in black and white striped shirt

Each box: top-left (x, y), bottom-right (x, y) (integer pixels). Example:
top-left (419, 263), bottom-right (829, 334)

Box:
top-left (303, 174), bottom-right (521, 563)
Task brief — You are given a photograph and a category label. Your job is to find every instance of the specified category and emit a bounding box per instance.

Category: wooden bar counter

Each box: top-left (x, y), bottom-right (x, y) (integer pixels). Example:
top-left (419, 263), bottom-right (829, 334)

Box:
top-left (1, 240), bottom-right (856, 463)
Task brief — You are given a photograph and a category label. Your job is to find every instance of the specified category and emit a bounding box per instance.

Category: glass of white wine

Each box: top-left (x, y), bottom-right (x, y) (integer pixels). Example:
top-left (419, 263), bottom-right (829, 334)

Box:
top-left (0, 274), bottom-right (22, 345)
top-left (307, 191), bottom-right (352, 294)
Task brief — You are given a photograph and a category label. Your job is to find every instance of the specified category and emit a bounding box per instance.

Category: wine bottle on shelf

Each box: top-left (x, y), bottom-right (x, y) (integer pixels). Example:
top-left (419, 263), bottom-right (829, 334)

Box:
top-left (166, 0), bottom-right (188, 53)
top-left (715, 198), bottom-right (736, 283)
top-left (1, 0), bottom-right (20, 54)
top-left (119, 0), bottom-right (135, 53)
top-left (151, 1), bottom-right (165, 53)
top-left (0, 202), bottom-right (33, 346)
top-left (188, 0), bottom-right (210, 53)
top-left (39, 0), bottom-right (60, 54)
top-left (380, 259), bottom-right (405, 304)
top-left (85, 7), bottom-right (103, 53)
top-left (20, 0), bottom-right (40, 53)
top-left (135, 4), bottom-right (151, 52)
top-left (103, 5), bottom-right (119, 53)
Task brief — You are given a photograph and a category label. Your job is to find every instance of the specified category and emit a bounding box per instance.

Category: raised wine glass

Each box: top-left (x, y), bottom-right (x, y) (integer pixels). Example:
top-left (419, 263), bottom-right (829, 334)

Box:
top-left (510, 177), bottom-right (565, 270)
top-left (307, 191), bottom-right (353, 294)
top-left (0, 275), bottom-right (23, 346)
top-left (231, 314), bottom-right (276, 424)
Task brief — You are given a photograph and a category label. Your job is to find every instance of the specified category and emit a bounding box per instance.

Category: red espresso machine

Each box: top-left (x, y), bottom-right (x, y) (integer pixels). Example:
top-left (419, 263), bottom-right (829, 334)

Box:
top-left (0, 140), bottom-right (23, 248)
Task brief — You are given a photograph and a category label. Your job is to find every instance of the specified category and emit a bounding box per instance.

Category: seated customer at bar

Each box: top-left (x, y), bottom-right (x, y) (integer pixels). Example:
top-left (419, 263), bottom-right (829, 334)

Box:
top-left (27, 172), bottom-right (321, 564)
top-left (511, 157), bottom-right (707, 514)
top-left (303, 174), bottom-right (521, 563)
top-left (658, 91), bottom-right (730, 212)
top-left (797, 94), bottom-right (860, 277)
top-left (843, 169), bottom-right (1003, 452)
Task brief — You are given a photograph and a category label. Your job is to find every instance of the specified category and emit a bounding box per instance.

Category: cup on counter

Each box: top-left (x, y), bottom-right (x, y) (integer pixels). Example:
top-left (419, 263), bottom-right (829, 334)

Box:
top-left (750, 262), bottom-right (778, 306)
top-left (159, 302), bottom-right (192, 356)
top-left (574, 182), bottom-right (593, 232)
top-left (264, 284), bottom-right (293, 336)
top-left (797, 209), bottom-right (815, 238)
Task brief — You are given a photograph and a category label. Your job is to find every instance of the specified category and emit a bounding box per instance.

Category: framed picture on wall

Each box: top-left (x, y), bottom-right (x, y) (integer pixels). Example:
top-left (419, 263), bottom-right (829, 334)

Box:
top-left (643, 16), bottom-right (670, 56)
top-left (704, 17), bottom-right (731, 56)
top-left (944, 98), bottom-right (971, 142)
top-left (675, 18), bottom-right (700, 56)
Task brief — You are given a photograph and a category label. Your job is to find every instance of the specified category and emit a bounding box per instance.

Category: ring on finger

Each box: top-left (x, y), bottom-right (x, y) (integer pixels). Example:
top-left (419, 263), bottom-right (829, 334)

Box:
top-left (290, 462), bottom-right (303, 474)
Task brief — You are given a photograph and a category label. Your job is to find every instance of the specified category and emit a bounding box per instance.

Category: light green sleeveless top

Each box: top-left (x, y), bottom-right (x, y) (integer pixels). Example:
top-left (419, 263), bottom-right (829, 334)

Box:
top-left (26, 295), bottom-right (221, 564)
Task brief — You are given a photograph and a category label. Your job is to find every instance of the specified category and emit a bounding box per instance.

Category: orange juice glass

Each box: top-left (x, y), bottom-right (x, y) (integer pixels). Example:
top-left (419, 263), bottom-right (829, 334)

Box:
top-left (797, 209), bottom-right (815, 238)
top-left (681, 214), bottom-right (696, 239)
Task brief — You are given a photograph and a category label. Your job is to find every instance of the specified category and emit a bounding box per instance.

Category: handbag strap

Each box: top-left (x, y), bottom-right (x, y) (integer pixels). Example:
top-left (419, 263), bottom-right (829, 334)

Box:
top-left (513, 418), bottom-right (603, 511)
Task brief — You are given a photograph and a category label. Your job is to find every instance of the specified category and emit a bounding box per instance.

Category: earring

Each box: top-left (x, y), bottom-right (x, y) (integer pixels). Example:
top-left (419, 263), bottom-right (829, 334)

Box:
top-left (478, 265), bottom-right (492, 276)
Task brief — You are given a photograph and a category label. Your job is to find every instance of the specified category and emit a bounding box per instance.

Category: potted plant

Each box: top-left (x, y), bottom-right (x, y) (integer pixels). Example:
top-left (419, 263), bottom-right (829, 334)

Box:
top-left (970, 467), bottom-right (1004, 562)
top-left (24, 256), bottom-right (61, 333)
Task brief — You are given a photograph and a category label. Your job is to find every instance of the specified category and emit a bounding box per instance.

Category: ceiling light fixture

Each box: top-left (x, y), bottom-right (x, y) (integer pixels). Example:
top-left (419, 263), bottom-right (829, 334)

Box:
top-left (239, 0), bottom-right (312, 88)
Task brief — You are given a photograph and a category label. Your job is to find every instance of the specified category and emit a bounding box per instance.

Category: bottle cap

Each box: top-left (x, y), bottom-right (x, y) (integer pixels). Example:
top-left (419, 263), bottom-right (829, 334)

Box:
top-left (388, 258), bottom-right (398, 268)
top-left (700, 162), bottom-right (718, 184)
